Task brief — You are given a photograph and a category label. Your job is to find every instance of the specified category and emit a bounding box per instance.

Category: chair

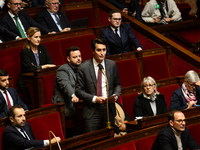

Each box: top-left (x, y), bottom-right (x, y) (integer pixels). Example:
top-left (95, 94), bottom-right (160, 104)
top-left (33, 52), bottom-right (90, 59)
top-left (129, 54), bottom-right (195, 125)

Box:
top-left (135, 135), bottom-right (157, 150)
top-left (109, 141), bottom-right (136, 150)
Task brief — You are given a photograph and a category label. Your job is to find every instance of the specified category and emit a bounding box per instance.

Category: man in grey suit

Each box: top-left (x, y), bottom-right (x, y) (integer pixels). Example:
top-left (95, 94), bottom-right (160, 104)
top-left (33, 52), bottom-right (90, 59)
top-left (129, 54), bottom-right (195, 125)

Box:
top-left (53, 46), bottom-right (82, 119)
top-left (75, 38), bottom-right (121, 133)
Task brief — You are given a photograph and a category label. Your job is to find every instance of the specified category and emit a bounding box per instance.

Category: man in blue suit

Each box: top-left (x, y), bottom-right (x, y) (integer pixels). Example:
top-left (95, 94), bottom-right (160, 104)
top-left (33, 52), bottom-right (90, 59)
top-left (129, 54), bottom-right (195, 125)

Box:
top-left (0, 68), bottom-right (28, 118)
top-left (101, 9), bottom-right (142, 56)
top-left (0, 0), bottom-right (49, 41)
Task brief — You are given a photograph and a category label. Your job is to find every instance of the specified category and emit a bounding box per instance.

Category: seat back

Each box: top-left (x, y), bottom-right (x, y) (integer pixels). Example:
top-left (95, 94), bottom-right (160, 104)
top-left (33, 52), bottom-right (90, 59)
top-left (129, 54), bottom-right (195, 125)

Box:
top-left (122, 93), bottom-right (139, 120)
top-left (116, 59), bottom-right (141, 88)
top-left (135, 135), bottom-right (157, 150)
top-left (27, 112), bottom-right (64, 140)
top-left (143, 54), bottom-right (170, 80)
top-left (0, 127), bottom-right (6, 150)
top-left (188, 123), bottom-right (200, 146)
top-left (42, 74), bottom-right (56, 104)
top-left (157, 84), bottom-right (180, 110)
top-left (109, 141), bottom-right (136, 150)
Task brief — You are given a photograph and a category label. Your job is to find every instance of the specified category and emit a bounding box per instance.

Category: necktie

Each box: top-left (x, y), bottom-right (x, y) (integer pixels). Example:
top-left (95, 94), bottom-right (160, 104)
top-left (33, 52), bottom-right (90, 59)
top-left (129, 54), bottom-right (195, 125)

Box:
top-left (21, 128), bottom-right (29, 140)
top-left (13, 16), bottom-right (26, 38)
top-left (3, 91), bottom-right (11, 109)
top-left (115, 29), bottom-right (122, 45)
top-left (96, 65), bottom-right (102, 96)
top-left (54, 14), bottom-right (63, 30)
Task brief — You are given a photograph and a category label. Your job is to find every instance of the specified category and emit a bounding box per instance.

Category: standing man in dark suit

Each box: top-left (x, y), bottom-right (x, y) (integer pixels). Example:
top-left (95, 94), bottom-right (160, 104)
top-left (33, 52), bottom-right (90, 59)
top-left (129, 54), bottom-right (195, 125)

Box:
top-left (0, 68), bottom-right (28, 119)
top-left (0, 0), bottom-right (49, 41)
top-left (151, 110), bottom-right (200, 150)
top-left (101, 9), bottom-right (142, 56)
top-left (2, 105), bottom-right (61, 150)
top-left (34, 0), bottom-right (71, 33)
top-left (75, 38), bottom-right (121, 133)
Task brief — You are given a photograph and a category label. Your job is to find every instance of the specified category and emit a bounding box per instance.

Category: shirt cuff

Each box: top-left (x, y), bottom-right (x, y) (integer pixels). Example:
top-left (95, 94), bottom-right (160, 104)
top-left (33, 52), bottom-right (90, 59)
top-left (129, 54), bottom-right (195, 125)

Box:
top-left (137, 47), bottom-right (142, 50)
top-left (44, 140), bottom-right (49, 146)
top-left (71, 93), bottom-right (75, 98)
top-left (15, 36), bottom-right (20, 40)
top-left (92, 96), bottom-right (97, 103)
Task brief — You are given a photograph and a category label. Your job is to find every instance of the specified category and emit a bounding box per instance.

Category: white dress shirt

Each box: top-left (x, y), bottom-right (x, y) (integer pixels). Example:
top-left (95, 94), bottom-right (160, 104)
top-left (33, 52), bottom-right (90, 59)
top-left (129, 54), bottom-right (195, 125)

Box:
top-left (47, 9), bottom-right (62, 31)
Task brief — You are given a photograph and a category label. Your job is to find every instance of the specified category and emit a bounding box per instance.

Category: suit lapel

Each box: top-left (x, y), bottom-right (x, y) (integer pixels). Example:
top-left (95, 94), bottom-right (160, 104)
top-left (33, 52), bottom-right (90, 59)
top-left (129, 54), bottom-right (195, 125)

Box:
top-left (67, 65), bottom-right (76, 80)
top-left (119, 25), bottom-right (124, 48)
top-left (18, 12), bottom-right (29, 32)
top-left (105, 59), bottom-right (110, 93)
top-left (108, 27), bottom-right (122, 48)
top-left (7, 88), bottom-right (15, 105)
top-left (45, 9), bottom-right (60, 31)
top-left (6, 12), bottom-right (20, 35)
top-left (0, 92), bottom-right (8, 114)
top-left (89, 59), bottom-right (97, 88)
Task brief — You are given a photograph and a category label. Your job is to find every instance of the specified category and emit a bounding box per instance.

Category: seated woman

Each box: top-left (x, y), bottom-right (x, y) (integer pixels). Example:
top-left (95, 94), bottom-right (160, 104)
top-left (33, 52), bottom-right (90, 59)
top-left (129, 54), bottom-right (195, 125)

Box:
top-left (170, 70), bottom-right (200, 110)
top-left (17, 27), bottom-right (55, 97)
top-left (113, 102), bottom-right (131, 137)
top-left (133, 76), bottom-right (168, 119)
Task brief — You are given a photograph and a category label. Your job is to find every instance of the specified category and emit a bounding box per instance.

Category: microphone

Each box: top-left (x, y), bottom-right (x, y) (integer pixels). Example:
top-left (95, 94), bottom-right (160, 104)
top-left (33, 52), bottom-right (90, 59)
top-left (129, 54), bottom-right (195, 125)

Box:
top-left (97, 64), bottom-right (111, 129)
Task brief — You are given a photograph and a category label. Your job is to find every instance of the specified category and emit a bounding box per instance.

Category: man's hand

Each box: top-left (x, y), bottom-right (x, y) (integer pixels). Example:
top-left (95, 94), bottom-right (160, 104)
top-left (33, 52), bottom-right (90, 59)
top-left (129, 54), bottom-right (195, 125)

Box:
top-left (61, 28), bottom-right (71, 32)
top-left (16, 37), bottom-right (23, 40)
top-left (50, 137), bottom-right (61, 144)
top-left (41, 64), bottom-right (56, 69)
top-left (95, 97), bottom-right (106, 104)
top-left (153, 17), bottom-right (161, 23)
top-left (48, 31), bottom-right (56, 34)
top-left (108, 95), bottom-right (117, 103)
top-left (118, 120), bottom-right (128, 131)
top-left (72, 95), bottom-right (79, 103)
top-left (122, 8), bottom-right (128, 15)
top-left (164, 17), bottom-right (173, 22)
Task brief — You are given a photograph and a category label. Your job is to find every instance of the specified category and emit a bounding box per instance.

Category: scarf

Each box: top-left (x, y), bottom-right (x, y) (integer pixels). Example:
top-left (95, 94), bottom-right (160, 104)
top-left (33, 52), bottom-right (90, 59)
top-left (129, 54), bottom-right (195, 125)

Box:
top-left (181, 83), bottom-right (197, 104)
top-left (143, 92), bottom-right (157, 101)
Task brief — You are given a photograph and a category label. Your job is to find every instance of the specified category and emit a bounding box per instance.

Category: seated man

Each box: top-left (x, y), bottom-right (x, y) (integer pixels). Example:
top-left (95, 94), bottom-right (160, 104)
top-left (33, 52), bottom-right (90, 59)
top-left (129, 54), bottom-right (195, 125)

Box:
top-left (0, 0), bottom-right (49, 41)
top-left (2, 105), bottom-right (61, 150)
top-left (34, 0), bottom-right (71, 33)
top-left (142, 0), bottom-right (182, 26)
top-left (0, 68), bottom-right (28, 118)
top-left (151, 110), bottom-right (200, 150)
top-left (101, 9), bottom-right (142, 56)
top-left (32, 0), bottom-right (63, 7)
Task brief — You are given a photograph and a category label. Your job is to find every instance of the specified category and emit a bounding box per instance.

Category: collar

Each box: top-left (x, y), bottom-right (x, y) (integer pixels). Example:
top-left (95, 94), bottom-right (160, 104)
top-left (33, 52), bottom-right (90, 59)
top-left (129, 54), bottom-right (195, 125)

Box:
top-left (110, 26), bottom-right (120, 33)
top-left (8, 11), bottom-right (16, 18)
top-left (171, 126), bottom-right (181, 136)
top-left (47, 8), bottom-right (56, 15)
top-left (93, 58), bottom-right (105, 68)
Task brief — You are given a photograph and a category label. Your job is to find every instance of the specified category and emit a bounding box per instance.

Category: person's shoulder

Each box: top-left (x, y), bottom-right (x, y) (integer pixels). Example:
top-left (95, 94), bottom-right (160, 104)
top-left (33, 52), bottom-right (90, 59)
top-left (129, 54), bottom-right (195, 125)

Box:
top-left (35, 9), bottom-right (47, 16)
top-left (19, 10), bottom-right (29, 16)
top-left (101, 26), bottom-right (111, 33)
top-left (3, 124), bottom-right (14, 133)
top-left (58, 10), bottom-right (66, 15)
top-left (57, 63), bottom-right (70, 70)
top-left (38, 44), bottom-right (47, 49)
top-left (1, 11), bottom-right (9, 20)
top-left (135, 93), bottom-right (143, 100)
top-left (157, 124), bottom-right (172, 136)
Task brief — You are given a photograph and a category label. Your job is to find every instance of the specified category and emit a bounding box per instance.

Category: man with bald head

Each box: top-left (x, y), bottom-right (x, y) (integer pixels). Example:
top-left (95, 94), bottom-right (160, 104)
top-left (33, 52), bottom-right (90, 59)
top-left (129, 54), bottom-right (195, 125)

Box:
top-left (0, 0), bottom-right (49, 41)
top-left (151, 110), bottom-right (200, 150)
top-left (34, 0), bottom-right (71, 33)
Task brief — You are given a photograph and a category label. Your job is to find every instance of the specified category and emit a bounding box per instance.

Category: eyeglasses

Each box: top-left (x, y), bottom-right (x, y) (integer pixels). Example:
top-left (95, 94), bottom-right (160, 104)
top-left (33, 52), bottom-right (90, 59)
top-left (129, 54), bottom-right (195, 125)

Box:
top-left (48, 2), bottom-right (60, 5)
top-left (143, 84), bottom-right (154, 88)
top-left (187, 81), bottom-right (196, 88)
top-left (175, 119), bottom-right (186, 124)
top-left (10, 3), bottom-right (22, 6)
top-left (112, 18), bottom-right (122, 21)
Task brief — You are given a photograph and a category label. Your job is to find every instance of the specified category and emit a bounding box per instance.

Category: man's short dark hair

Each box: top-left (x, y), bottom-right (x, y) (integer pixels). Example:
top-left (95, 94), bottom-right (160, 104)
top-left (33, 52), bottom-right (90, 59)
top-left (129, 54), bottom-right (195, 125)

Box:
top-left (91, 38), bottom-right (107, 51)
top-left (0, 69), bottom-right (8, 76)
top-left (8, 105), bottom-right (23, 121)
top-left (168, 110), bottom-right (181, 122)
top-left (66, 46), bottom-right (80, 57)
top-left (109, 9), bottom-right (121, 18)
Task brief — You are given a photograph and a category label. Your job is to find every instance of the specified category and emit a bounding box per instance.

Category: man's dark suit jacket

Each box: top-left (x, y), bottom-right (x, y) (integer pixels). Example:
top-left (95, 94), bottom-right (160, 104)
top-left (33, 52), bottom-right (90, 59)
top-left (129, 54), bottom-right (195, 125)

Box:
top-left (2, 122), bottom-right (44, 150)
top-left (101, 24), bottom-right (142, 56)
top-left (170, 87), bottom-right (200, 110)
top-left (0, 88), bottom-right (28, 119)
top-left (151, 124), bottom-right (200, 150)
top-left (133, 93), bottom-right (168, 119)
top-left (75, 58), bottom-right (121, 125)
top-left (34, 9), bottom-right (71, 32)
top-left (0, 11), bottom-right (49, 41)
top-left (0, 25), bottom-right (17, 42)
top-left (32, 0), bottom-right (63, 7)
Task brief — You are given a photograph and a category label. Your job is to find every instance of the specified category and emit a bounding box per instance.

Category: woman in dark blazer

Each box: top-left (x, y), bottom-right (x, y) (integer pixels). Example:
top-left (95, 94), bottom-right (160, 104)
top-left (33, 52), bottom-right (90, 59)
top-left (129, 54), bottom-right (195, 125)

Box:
top-left (133, 76), bottom-right (168, 120)
top-left (170, 70), bottom-right (200, 110)
top-left (17, 27), bottom-right (55, 96)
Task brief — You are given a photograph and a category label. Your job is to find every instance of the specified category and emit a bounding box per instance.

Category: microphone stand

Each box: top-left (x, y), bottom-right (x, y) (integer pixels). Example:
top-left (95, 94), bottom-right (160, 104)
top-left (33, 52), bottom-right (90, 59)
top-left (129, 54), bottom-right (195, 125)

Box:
top-left (100, 69), bottom-right (111, 129)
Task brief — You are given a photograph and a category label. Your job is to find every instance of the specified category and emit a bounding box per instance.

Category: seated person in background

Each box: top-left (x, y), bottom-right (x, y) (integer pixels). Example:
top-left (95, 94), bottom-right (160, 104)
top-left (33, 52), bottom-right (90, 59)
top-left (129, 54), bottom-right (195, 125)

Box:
top-left (170, 70), bottom-right (200, 110)
top-left (32, 0), bottom-right (63, 7)
top-left (101, 9), bottom-right (142, 56)
top-left (142, 0), bottom-right (182, 26)
top-left (151, 110), bottom-right (200, 150)
top-left (108, 0), bottom-right (143, 22)
top-left (17, 27), bottom-right (55, 98)
top-left (34, 0), bottom-right (71, 33)
top-left (0, 0), bottom-right (49, 41)
top-left (133, 76), bottom-right (168, 119)
top-left (0, 69), bottom-right (28, 119)
top-left (0, 0), bottom-right (6, 11)
top-left (112, 101), bottom-right (131, 137)
top-left (2, 105), bottom-right (61, 150)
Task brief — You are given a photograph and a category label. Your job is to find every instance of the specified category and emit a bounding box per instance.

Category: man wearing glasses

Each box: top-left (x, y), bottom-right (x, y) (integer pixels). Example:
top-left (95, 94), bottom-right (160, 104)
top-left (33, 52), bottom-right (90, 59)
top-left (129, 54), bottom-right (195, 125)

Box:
top-left (170, 70), bottom-right (200, 110)
top-left (35, 0), bottom-right (71, 33)
top-left (101, 9), bottom-right (142, 56)
top-left (0, 0), bottom-right (49, 41)
top-left (151, 110), bottom-right (200, 150)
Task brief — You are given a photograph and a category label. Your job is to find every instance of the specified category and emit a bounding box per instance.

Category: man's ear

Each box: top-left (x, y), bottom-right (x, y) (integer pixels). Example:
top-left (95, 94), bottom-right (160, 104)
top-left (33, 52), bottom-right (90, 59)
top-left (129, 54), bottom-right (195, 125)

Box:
top-left (9, 116), bottom-right (14, 123)
top-left (108, 17), bottom-right (111, 22)
top-left (7, 2), bottom-right (11, 9)
top-left (67, 57), bottom-right (70, 62)
top-left (169, 120), bottom-right (173, 127)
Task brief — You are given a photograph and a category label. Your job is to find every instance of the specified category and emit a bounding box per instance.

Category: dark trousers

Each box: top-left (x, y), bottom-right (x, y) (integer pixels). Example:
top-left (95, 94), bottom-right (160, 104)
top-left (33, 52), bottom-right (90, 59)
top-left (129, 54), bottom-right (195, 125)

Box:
top-left (85, 104), bottom-right (107, 133)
